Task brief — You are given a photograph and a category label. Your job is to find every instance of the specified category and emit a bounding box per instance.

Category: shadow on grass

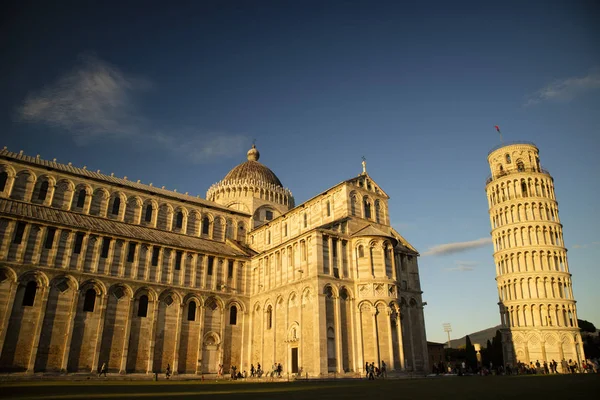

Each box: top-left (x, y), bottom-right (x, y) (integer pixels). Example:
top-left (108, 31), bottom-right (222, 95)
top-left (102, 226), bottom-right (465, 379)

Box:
top-left (1, 375), bottom-right (598, 400)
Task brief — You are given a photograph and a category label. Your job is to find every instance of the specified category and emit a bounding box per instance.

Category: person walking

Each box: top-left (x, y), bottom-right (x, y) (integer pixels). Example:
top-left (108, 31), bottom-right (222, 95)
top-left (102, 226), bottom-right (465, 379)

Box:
top-left (166, 364), bottom-right (171, 380)
top-left (250, 364), bottom-right (255, 377)
top-left (99, 362), bottom-right (107, 378)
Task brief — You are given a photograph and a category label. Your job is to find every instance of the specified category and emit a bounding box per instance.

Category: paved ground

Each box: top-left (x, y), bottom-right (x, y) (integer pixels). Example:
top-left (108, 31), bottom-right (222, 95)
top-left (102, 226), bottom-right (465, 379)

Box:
top-left (0, 374), bottom-right (598, 400)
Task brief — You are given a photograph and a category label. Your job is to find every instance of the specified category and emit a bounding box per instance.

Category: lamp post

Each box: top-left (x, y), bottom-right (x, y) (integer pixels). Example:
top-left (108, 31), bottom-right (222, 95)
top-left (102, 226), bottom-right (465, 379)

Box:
top-left (443, 323), bottom-right (452, 348)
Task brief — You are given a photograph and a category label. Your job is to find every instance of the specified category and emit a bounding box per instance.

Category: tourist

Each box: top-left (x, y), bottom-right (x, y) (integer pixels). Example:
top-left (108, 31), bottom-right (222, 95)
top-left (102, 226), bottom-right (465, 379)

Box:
top-left (99, 362), bottom-right (107, 377)
top-left (250, 364), bottom-right (255, 377)
top-left (381, 360), bottom-right (387, 378)
top-left (166, 364), bottom-right (171, 379)
top-left (543, 361), bottom-right (549, 374)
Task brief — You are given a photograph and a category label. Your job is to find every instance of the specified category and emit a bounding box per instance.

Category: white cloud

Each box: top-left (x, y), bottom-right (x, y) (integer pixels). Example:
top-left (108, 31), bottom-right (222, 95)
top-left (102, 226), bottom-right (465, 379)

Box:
top-left (572, 241), bottom-right (600, 250)
top-left (445, 260), bottom-right (477, 272)
top-left (16, 53), bottom-right (246, 163)
top-left (524, 69), bottom-right (600, 106)
top-left (422, 237), bottom-right (492, 256)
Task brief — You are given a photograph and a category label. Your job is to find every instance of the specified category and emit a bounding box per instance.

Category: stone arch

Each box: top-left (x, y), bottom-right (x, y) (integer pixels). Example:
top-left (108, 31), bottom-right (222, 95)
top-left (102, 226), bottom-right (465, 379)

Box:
top-left (323, 283), bottom-right (338, 297)
top-left (106, 191), bottom-right (127, 220)
top-left (79, 279), bottom-right (107, 297)
top-left (10, 169), bottom-right (37, 202)
top-left (301, 286), bottom-right (313, 305)
top-left (172, 206), bottom-right (188, 232)
top-left (237, 220), bottom-right (247, 243)
top-left (204, 295), bottom-right (224, 311)
top-left (71, 183), bottom-right (93, 211)
top-left (203, 331), bottom-right (221, 346)
top-left (213, 216), bottom-right (225, 241)
top-left (339, 285), bottom-right (353, 300)
top-left (362, 195), bottom-right (373, 219)
top-left (225, 298), bottom-right (246, 313)
top-left (133, 286), bottom-right (158, 302)
top-left (50, 178), bottom-right (75, 210)
top-left (124, 195), bottom-right (143, 224)
top-left (31, 174), bottom-right (56, 205)
top-left (182, 293), bottom-right (203, 307)
top-left (50, 274), bottom-right (79, 293)
top-left (0, 266), bottom-right (18, 284)
top-left (287, 291), bottom-right (298, 307)
top-left (156, 203), bottom-right (174, 231)
top-left (158, 289), bottom-right (182, 305)
top-left (141, 198), bottom-right (159, 226)
top-left (187, 210), bottom-right (201, 236)
top-left (89, 187), bottom-right (110, 217)
top-left (201, 213), bottom-right (213, 238)
top-left (18, 269), bottom-right (49, 287)
top-left (358, 300), bottom-right (373, 313)
top-left (107, 282), bottom-right (133, 300)
top-left (349, 190), bottom-right (359, 217)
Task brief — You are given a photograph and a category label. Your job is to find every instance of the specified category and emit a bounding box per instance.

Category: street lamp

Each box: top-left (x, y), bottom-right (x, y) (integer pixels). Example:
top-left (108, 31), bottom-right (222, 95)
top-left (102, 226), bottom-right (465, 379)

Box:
top-left (443, 323), bottom-right (452, 348)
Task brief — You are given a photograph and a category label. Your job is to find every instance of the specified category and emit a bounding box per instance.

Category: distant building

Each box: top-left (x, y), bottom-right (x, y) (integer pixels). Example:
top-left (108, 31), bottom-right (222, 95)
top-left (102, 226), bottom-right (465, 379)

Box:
top-left (485, 142), bottom-right (585, 369)
top-left (0, 145), bottom-right (428, 375)
top-left (427, 341), bottom-right (445, 370)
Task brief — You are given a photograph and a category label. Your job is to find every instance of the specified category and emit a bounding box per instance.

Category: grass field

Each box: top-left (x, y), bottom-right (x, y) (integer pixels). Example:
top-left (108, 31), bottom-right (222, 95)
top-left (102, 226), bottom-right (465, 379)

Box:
top-left (0, 374), bottom-right (598, 400)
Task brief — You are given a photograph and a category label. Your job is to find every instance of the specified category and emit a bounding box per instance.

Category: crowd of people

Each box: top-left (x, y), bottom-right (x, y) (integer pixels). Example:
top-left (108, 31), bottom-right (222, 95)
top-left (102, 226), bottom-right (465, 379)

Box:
top-left (364, 360), bottom-right (387, 379)
top-left (213, 362), bottom-right (286, 380)
top-left (431, 358), bottom-right (599, 376)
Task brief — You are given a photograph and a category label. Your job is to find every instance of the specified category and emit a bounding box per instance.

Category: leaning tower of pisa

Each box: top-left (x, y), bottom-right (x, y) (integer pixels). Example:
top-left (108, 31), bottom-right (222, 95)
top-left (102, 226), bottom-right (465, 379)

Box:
top-left (485, 142), bottom-right (585, 370)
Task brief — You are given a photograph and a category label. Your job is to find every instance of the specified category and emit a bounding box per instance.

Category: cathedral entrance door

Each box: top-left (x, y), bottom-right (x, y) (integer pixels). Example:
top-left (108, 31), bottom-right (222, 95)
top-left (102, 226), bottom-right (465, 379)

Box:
top-left (291, 347), bottom-right (298, 373)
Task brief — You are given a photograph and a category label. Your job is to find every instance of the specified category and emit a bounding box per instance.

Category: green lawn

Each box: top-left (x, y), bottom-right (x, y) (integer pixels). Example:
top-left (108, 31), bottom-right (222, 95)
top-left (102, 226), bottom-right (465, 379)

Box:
top-left (0, 374), bottom-right (598, 400)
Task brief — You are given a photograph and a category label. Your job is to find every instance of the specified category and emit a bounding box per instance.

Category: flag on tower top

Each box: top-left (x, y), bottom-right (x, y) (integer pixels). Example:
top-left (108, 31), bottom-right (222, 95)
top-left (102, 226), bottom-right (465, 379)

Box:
top-left (495, 125), bottom-right (501, 132)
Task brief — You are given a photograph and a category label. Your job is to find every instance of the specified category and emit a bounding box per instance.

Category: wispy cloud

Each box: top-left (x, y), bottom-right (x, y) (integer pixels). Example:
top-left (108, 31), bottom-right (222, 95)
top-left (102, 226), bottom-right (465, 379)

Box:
top-left (572, 241), bottom-right (600, 250)
top-left (524, 69), bottom-right (600, 106)
top-left (16, 53), bottom-right (246, 163)
top-left (445, 260), bottom-right (477, 272)
top-left (422, 237), bottom-right (492, 256)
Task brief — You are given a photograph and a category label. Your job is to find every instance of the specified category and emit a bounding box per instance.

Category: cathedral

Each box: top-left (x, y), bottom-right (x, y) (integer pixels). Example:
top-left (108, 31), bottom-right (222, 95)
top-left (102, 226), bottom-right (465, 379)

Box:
top-left (0, 144), bottom-right (428, 376)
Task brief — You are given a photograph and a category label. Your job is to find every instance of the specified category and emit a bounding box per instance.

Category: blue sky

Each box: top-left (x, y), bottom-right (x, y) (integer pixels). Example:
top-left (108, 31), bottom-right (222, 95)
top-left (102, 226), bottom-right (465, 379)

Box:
top-left (2, 0), bottom-right (599, 343)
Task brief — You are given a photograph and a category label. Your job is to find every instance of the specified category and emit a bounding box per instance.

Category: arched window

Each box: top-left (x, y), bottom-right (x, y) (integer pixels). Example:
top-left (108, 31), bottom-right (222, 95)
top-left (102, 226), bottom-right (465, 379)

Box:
top-left (76, 189), bottom-right (86, 208)
top-left (521, 180), bottom-right (528, 196)
top-left (187, 301), bottom-right (196, 321)
top-left (375, 200), bottom-right (381, 223)
top-left (83, 288), bottom-right (96, 312)
top-left (112, 197), bottom-right (121, 215)
top-left (137, 295), bottom-right (149, 317)
top-left (22, 281), bottom-right (37, 306)
top-left (517, 161), bottom-right (525, 172)
top-left (506, 154), bottom-right (512, 163)
top-left (266, 305), bottom-right (273, 329)
top-left (0, 171), bottom-right (7, 192)
top-left (144, 204), bottom-right (153, 222)
top-left (176, 211), bottom-right (184, 229)
top-left (363, 197), bottom-right (371, 219)
top-left (202, 216), bottom-right (210, 235)
top-left (350, 196), bottom-right (357, 216)
top-left (38, 181), bottom-right (49, 200)
top-left (358, 245), bottom-right (364, 258)
top-left (230, 305), bottom-right (238, 325)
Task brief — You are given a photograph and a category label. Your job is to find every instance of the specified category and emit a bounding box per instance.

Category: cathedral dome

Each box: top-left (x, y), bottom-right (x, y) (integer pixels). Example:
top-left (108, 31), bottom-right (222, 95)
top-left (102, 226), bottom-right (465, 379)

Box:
top-left (221, 145), bottom-right (283, 188)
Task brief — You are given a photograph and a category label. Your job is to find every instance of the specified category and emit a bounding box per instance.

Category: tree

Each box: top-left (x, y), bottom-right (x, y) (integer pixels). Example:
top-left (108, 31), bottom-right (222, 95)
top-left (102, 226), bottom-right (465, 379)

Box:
top-left (578, 319), bottom-right (597, 333)
top-left (491, 330), bottom-right (504, 367)
top-left (465, 335), bottom-right (478, 371)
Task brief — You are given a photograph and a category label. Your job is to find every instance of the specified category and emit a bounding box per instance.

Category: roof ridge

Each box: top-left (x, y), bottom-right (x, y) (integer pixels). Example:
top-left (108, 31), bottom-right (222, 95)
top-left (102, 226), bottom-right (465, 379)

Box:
top-left (0, 148), bottom-right (249, 216)
top-left (0, 197), bottom-right (248, 257)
